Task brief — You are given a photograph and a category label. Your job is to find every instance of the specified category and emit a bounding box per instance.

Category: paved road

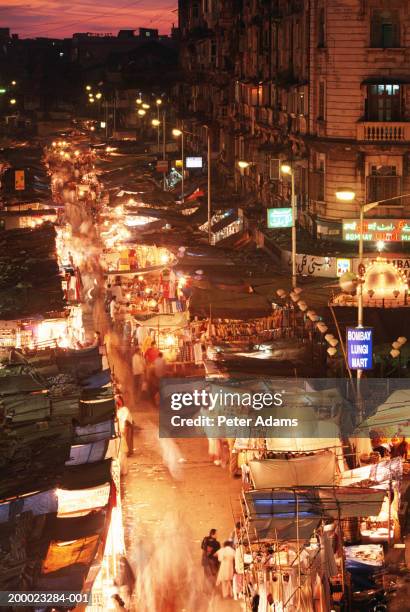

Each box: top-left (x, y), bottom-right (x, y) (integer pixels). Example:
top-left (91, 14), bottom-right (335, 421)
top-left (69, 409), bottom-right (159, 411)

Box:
top-left (121, 399), bottom-right (244, 611)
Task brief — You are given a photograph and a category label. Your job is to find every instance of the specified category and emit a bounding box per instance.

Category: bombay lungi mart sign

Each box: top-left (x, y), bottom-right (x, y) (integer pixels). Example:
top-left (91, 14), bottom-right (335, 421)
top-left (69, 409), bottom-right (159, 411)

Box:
top-left (343, 219), bottom-right (410, 242)
top-left (347, 327), bottom-right (373, 370)
top-left (267, 207), bottom-right (292, 229)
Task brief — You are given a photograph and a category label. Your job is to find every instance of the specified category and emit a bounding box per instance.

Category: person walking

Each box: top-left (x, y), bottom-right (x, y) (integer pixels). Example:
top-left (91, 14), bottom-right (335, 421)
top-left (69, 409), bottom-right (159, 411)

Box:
top-left (201, 529), bottom-right (220, 589)
top-left (216, 541), bottom-right (235, 598)
top-left (116, 395), bottom-right (134, 458)
top-left (132, 347), bottom-right (145, 401)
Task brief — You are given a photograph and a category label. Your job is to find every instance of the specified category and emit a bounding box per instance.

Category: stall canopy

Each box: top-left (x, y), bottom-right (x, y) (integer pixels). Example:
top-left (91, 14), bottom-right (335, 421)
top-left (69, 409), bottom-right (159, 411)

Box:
top-left (355, 389), bottom-right (410, 437)
top-left (339, 457), bottom-right (403, 489)
top-left (249, 451), bottom-right (337, 488)
top-left (245, 487), bottom-right (385, 541)
top-left (189, 287), bottom-right (272, 319)
top-left (135, 312), bottom-right (189, 329)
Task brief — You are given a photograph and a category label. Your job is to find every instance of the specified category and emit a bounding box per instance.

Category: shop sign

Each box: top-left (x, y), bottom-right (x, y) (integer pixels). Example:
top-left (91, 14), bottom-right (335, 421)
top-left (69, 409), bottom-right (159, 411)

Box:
top-left (186, 156), bottom-right (203, 169)
top-left (336, 258), bottom-right (351, 277)
top-left (267, 207), bottom-right (292, 229)
top-left (347, 327), bottom-right (373, 370)
top-left (343, 219), bottom-right (410, 242)
top-left (14, 169), bottom-right (25, 191)
top-left (156, 160), bottom-right (169, 173)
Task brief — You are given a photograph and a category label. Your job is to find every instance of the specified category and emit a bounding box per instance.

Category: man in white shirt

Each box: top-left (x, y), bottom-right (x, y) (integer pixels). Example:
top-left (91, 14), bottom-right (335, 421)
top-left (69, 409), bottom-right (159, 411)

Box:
top-left (109, 296), bottom-right (117, 322)
top-left (132, 347), bottom-right (145, 400)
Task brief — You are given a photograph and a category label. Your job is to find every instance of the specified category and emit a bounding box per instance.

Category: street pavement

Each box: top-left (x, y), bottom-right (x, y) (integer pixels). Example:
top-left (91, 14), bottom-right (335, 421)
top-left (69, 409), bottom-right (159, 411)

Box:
top-left (122, 398), bottom-right (243, 611)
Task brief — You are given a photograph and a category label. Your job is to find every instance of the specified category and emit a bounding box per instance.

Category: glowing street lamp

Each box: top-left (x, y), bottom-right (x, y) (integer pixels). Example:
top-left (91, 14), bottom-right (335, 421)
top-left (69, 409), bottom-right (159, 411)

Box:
top-left (237, 160), bottom-right (250, 169)
top-left (172, 126), bottom-right (185, 203)
top-left (9, 98), bottom-right (16, 105)
top-left (156, 98), bottom-right (162, 105)
top-left (11, 80), bottom-right (16, 86)
top-left (280, 163), bottom-right (292, 175)
top-left (85, 85), bottom-right (92, 91)
top-left (136, 98), bottom-right (142, 104)
top-left (281, 162), bottom-right (297, 289)
top-left (137, 108), bottom-right (146, 116)
top-left (95, 92), bottom-right (102, 100)
top-left (151, 118), bottom-right (160, 127)
top-left (142, 103), bottom-right (150, 110)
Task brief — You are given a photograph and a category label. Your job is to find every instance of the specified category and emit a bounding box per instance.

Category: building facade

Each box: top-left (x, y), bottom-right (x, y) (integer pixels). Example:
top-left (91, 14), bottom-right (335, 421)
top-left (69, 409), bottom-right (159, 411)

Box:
top-left (177, 0), bottom-right (410, 240)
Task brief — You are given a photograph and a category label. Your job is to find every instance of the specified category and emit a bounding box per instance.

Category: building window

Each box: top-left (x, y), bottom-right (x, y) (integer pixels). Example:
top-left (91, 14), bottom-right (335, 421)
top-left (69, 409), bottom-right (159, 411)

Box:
top-left (367, 84), bottom-right (401, 121)
top-left (367, 165), bottom-right (401, 204)
top-left (318, 81), bottom-right (325, 119)
top-left (318, 7), bottom-right (325, 47)
top-left (371, 10), bottom-right (400, 48)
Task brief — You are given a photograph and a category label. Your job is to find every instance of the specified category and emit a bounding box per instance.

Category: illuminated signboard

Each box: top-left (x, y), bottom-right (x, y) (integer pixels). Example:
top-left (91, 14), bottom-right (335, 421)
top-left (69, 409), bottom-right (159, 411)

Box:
top-left (186, 156), bottom-right (203, 168)
top-left (336, 258), bottom-right (351, 277)
top-left (343, 219), bottom-right (410, 242)
top-left (347, 327), bottom-right (373, 370)
top-left (267, 207), bottom-right (292, 229)
top-left (14, 169), bottom-right (25, 191)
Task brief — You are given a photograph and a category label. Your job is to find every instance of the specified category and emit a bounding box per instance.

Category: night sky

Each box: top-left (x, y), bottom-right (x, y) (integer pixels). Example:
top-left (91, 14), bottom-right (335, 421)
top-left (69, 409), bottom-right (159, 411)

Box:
top-left (1, 0), bottom-right (177, 38)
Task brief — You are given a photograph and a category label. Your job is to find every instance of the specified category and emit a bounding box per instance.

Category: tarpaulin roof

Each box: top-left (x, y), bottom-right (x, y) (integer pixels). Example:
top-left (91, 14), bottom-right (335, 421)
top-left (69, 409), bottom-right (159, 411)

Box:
top-left (134, 311), bottom-right (189, 329)
top-left (189, 287), bottom-right (272, 320)
top-left (265, 436), bottom-right (342, 453)
top-left (83, 369), bottom-right (111, 389)
top-left (249, 451), bottom-right (337, 488)
top-left (339, 457), bottom-right (403, 489)
top-left (245, 487), bottom-right (385, 541)
top-left (74, 419), bottom-right (115, 444)
top-left (42, 535), bottom-right (100, 574)
top-left (48, 510), bottom-right (107, 541)
top-left (60, 459), bottom-right (112, 490)
top-left (355, 389), bottom-right (410, 436)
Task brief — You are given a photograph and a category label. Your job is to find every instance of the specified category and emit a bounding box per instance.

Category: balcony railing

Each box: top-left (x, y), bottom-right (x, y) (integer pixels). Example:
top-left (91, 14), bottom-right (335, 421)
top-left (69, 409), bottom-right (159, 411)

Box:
top-left (357, 121), bottom-right (410, 142)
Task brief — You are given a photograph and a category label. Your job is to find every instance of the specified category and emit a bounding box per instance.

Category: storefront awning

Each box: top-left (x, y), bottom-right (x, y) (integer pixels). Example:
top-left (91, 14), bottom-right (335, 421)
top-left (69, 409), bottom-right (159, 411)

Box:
top-left (211, 210), bottom-right (238, 233)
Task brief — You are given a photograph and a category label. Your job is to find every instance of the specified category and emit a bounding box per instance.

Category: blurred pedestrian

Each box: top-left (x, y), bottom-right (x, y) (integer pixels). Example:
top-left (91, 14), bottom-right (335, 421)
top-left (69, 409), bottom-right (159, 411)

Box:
top-left (201, 529), bottom-right (220, 587)
top-left (116, 395), bottom-right (134, 458)
top-left (216, 541), bottom-right (235, 598)
top-left (132, 347), bottom-right (145, 401)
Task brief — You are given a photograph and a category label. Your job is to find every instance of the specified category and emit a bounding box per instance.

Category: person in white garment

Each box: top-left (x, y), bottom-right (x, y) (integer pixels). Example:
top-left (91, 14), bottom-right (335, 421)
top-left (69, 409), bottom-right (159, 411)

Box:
top-left (132, 347), bottom-right (145, 401)
top-left (216, 541), bottom-right (235, 598)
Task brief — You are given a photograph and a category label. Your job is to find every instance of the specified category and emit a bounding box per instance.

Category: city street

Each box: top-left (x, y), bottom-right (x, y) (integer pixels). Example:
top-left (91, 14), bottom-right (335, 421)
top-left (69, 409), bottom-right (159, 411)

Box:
top-left (2, 2), bottom-right (410, 611)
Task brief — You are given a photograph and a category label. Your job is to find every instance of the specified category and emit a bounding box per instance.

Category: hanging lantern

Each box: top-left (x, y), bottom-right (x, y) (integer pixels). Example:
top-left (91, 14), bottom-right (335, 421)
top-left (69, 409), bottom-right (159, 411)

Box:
top-left (325, 334), bottom-right (335, 343)
top-left (327, 347), bottom-right (338, 356)
top-left (397, 336), bottom-right (407, 346)
top-left (390, 349), bottom-right (400, 358)
top-left (392, 341), bottom-right (401, 350)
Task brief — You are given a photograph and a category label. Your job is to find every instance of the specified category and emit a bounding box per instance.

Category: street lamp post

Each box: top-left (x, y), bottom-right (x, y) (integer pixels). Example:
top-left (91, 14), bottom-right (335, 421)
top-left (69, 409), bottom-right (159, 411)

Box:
top-left (172, 124), bottom-right (185, 204)
top-left (207, 126), bottom-right (211, 245)
top-left (336, 188), bottom-right (410, 408)
top-left (173, 124), bottom-right (212, 243)
top-left (155, 99), bottom-right (162, 155)
top-left (281, 163), bottom-right (297, 290)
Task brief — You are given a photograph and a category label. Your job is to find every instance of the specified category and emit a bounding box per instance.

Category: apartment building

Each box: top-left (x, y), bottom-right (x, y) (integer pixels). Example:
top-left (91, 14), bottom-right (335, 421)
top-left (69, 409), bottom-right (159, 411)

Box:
top-left (177, 0), bottom-right (410, 240)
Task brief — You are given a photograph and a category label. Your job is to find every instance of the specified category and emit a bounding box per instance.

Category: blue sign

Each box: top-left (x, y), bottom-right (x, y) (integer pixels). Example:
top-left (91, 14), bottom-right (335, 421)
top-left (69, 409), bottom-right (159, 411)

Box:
top-left (347, 327), bottom-right (373, 370)
top-left (267, 207), bottom-right (292, 229)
